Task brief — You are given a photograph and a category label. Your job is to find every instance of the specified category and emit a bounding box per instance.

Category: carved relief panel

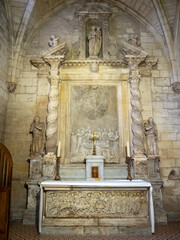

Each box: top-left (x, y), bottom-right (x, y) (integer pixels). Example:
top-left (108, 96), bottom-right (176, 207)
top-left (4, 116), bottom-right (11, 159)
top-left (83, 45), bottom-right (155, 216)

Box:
top-left (45, 190), bottom-right (148, 218)
top-left (69, 85), bottom-right (120, 163)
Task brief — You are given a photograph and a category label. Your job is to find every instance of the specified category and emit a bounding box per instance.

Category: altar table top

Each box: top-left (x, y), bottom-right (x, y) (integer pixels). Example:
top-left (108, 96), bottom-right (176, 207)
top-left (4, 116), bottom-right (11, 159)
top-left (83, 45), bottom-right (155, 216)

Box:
top-left (40, 179), bottom-right (152, 188)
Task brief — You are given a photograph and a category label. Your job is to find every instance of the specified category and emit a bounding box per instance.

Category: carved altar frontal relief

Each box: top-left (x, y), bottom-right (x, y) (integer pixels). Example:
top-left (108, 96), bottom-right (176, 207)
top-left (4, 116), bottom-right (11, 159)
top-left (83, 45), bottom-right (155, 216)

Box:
top-left (70, 85), bottom-right (119, 163)
top-left (45, 190), bottom-right (148, 218)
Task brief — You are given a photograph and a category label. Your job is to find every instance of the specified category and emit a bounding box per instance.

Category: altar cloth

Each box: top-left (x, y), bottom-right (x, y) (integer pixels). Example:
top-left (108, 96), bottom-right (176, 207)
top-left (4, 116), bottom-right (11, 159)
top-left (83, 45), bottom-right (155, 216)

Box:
top-left (39, 180), bottom-right (154, 234)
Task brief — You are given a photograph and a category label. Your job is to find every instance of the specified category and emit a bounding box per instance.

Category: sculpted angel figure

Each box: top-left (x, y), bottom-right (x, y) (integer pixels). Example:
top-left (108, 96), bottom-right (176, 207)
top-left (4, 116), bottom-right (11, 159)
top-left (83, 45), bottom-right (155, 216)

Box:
top-left (144, 117), bottom-right (158, 155)
top-left (88, 26), bottom-right (102, 57)
top-left (48, 34), bottom-right (59, 48)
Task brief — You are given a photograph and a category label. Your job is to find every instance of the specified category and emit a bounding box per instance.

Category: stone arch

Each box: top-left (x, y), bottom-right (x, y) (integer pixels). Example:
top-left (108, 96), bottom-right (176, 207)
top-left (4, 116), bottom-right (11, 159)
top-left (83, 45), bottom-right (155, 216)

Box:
top-left (23, 0), bottom-right (168, 59)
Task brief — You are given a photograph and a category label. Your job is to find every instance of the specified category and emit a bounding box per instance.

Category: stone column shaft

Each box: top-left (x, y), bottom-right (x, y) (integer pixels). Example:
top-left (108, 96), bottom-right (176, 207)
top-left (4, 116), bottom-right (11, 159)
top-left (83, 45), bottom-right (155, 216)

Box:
top-left (127, 56), bottom-right (146, 157)
top-left (43, 57), bottom-right (63, 154)
top-left (126, 56), bottom-right (148, 179)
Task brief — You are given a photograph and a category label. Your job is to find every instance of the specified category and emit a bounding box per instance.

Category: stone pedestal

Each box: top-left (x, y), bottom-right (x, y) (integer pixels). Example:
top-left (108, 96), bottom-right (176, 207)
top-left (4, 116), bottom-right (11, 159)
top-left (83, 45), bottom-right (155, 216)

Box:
top-left (23, 153), bottom-right (57, 224)
top-left (150, 179), bottom-right (167, 224)
top-left (23, 157), bottom-right (43, 224)
top-left (147, 155), bottom-right (167, 224)
top-left (85, 155), bottom-right (104, 181)
top-left (133, 155), bottom-right (148, 179)
top-left (29, 158), bottom-right (42, 179)
top-left (23, 179), bottom-right (40, 224)
top-left (43, 152), bottom-right (56, 179)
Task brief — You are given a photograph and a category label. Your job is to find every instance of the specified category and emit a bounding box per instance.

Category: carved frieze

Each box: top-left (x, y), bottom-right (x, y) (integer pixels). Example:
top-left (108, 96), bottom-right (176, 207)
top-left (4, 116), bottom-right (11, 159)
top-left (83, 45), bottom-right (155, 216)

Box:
top-left (45, 190), bottom-right (148, 218)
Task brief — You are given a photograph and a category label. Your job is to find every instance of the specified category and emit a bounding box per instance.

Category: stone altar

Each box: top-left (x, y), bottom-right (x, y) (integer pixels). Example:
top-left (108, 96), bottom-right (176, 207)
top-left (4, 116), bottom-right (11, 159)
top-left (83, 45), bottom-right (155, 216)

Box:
top-left (39, 180), bottom-right (154, 236)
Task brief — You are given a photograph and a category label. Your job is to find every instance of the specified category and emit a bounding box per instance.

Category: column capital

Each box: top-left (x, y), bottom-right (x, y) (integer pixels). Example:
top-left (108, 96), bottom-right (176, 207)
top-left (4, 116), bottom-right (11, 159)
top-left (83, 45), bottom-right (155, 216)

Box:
top-left (124, 55), bottom-right (147, 70)
top-left (30, 58), bottom-right (49, 70)
top-left (43, 55), bottom-right (65, 69)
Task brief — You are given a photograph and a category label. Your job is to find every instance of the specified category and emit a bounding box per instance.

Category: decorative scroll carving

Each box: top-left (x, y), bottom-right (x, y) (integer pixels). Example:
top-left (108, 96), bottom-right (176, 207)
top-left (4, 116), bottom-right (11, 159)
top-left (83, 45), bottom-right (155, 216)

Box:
top-left (46, 190), bottom-right (147, 218)
top-left (74, 86), bottom-right (110, 120)
top-left (71, 128), bottom-right (119, 162)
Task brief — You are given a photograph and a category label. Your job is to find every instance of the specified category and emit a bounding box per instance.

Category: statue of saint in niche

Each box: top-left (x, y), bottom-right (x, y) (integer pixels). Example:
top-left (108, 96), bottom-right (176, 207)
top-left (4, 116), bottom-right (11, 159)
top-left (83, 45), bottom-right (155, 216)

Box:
top-left (88, 26), bottom-right (102, 57)
top-left (144, 117), bottom-right (158, 155)
top-left (30, 116), bottom-right (45, 157)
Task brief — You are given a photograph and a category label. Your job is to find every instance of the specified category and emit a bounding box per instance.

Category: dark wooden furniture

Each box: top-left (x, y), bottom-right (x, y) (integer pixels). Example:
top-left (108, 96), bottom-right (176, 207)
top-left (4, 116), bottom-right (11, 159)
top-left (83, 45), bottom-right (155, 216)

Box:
top-left (0, 143), bottom-right (13, 240)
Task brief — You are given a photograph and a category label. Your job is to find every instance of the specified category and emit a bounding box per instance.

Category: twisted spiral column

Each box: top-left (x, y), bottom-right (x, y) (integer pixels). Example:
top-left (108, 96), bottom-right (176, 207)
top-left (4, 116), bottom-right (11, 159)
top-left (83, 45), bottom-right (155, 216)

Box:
top-left (44, 57), bottom-right (64, 153)
top-left (127, 56), bottom-right (146, 157)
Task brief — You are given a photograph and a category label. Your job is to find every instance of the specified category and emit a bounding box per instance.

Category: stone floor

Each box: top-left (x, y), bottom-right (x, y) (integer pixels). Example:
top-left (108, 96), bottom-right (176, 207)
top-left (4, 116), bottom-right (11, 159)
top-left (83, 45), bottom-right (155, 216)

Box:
top-left (9, 221), bottom-right (180, 240)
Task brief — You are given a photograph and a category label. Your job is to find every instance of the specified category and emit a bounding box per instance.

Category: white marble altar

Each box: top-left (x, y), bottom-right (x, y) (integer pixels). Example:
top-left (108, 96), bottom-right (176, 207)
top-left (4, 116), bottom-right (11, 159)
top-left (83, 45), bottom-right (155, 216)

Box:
top-left (39, 180), bottom-right (154, 236)
top-left (85, 155), bottom-right (104, 181)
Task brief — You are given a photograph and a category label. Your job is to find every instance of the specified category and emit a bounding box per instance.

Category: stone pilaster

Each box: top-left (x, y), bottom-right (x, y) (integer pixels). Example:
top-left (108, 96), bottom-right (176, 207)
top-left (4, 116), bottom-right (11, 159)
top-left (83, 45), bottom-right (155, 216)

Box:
top-left (43, 56), bottom-right (64, 154)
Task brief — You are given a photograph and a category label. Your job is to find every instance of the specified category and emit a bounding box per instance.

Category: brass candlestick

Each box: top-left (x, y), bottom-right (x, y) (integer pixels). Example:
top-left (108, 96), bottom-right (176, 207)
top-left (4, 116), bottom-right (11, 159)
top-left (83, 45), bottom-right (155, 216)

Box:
top-left (90, 131), bottom-right (99, 155)
top-left (126, 156), bottom-right (132, 181)
top-left (55, 156), bottom-right (61, 180)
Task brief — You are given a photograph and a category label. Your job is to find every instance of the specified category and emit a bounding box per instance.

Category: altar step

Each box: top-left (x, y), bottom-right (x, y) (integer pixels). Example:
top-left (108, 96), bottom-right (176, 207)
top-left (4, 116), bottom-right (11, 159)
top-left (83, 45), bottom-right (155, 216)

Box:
top-left (60, 165), bottom-right (129, 181)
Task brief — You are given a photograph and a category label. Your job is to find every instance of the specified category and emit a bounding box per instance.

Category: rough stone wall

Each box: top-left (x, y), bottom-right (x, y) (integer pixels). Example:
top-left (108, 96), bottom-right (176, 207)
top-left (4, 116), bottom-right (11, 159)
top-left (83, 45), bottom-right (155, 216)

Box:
top-left (140, 37), bottom-right (180, 220)
top-left (4, 2), bottom-right (180, 220)
top-left (5, 56), bottom-right (38, 219)
top-left (0, 0), bottom-right (9, 143)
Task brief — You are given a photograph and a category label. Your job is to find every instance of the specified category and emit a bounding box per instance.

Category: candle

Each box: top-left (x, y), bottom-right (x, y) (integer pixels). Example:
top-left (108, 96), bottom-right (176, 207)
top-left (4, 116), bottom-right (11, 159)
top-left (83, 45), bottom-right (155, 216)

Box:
top-left (57, 141), bottom-right (61, 157)
top-left (127, 141), bottom-right (130, 157)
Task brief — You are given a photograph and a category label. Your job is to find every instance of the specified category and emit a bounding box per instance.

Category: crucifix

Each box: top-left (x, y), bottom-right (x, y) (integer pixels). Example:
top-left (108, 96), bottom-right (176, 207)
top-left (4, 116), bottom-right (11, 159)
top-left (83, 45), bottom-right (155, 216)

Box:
top-left (90, 131), bottom-right (99, 155)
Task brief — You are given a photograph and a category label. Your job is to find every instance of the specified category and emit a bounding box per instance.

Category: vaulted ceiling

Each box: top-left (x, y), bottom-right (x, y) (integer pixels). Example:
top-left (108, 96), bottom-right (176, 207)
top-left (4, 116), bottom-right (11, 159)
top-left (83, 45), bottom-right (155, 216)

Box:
top-left (4, 0), bottom-right (180, 83)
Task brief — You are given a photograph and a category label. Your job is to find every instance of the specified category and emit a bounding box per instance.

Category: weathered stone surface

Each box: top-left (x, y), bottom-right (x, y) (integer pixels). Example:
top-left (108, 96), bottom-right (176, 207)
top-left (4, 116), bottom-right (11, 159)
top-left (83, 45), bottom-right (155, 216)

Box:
top-left (45, 190), bottom-right (148, 218)
top-left (2, 0), bottom-right (180, 224)
top-left (43, 152), bottom-right (56, 178)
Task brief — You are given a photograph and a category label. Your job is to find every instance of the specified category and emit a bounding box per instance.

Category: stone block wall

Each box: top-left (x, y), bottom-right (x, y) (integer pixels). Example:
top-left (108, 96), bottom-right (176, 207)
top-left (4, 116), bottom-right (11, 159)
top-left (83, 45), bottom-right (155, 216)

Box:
top-left (3, 2), bottom-right (180, 220)
top-left (0, 0), bottom-right (9, 142)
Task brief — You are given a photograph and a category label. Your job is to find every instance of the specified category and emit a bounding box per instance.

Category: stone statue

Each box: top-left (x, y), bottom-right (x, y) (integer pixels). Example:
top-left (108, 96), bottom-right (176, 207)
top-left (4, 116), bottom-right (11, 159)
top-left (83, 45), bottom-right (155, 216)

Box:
top-left (48, 34), bottom-right (59, 48)
top-left (144, 117), bottom-right (158, 155)
top-left (88, 26), bottom-right (102, 57)
top-left (30, 116), bottom-right (45, 157)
